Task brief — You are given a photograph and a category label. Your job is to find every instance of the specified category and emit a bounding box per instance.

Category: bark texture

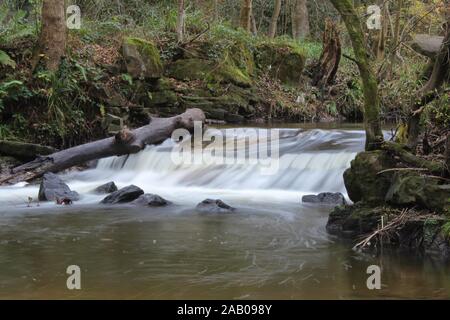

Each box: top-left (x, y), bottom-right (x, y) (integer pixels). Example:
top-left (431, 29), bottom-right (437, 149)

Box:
top-left (312, 18), bottom-right (341, 87)
top-left (31, 0), bottom-right (66, 71)
top-left (268, 0), bottom-right (282, 38)
top-left (292, 0), bottom-right (309, 40)
top-left (239, 0), bottom-right (252, 31)
top-left (329, 0), bottom-right (384, 151)
top-left (407, 25), bottom-right (450, 149)
top-left (0, 109), bottom-right (206, 185)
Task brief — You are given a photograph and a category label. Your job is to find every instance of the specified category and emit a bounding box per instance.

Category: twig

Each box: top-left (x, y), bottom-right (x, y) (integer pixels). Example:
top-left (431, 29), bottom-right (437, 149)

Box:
top-left (376, 167), bottom-right (428, 175)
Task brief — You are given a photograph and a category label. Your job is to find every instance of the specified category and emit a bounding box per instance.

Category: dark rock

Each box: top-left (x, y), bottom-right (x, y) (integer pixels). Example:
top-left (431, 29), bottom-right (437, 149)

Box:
top-left (343, 150), bottom-right (396, 204)
top-left (0, 156), bottom-right (21, 175)
top-left (326, 202), bottom-right (381, 238)
top-left (196, 199), bottom-right (236, 214)
top-left (38, 173), bottom-right (80, 202)
top-left (100, 185), bottom-right (144, 204)
top-left (385, 172), bottom-right (450, 213)
top-left (326, 203), bottom-right (450, 256)
top-left (225, 113), bottom-right (245, 124)
top-left (302, 192), bottom-right (346, 205)
top-left (132, 193), bottom-right (171, 207)
top-left (255, 42), bottom-right (305, 85)
top-left (93, 182), bottom-right (118, 194)
top-left (122, 37), bottom-right (163, 79)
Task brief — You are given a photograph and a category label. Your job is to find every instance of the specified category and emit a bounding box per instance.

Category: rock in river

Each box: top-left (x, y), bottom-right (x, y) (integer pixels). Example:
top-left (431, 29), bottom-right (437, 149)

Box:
top-left (100, 185), bottom-right (144, 204)
top-left (132, 194), bottom-right (171, 207)
top-left (93, 181), bottom-right (118, 194)
top-left (38, 173), bottom-right (80, 202)
top-left (196, 199), bottom-right (236, 214)
top-left (302, 192), bottom-right (346, 205)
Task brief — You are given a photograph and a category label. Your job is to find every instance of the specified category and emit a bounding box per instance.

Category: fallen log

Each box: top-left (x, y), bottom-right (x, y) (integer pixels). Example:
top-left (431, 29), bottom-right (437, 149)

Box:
top-left (0, 108), bottom-right (205, 185)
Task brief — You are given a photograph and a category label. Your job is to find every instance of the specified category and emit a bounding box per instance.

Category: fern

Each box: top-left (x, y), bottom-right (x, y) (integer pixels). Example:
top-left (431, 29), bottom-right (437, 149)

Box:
top-left (0, 50), bottom-right (16, 68)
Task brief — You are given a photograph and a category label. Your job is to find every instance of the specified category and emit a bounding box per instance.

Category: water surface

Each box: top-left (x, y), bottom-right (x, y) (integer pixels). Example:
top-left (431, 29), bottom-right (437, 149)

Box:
top-left (0, 126), bottom-right (449, 299)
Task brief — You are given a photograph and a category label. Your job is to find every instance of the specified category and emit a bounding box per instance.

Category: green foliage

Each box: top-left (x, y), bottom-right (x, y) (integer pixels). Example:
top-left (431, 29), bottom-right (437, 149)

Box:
top-left (0, 79), bottom-right (31, 111)
top-left (0, 50), bottom-right (16, 68)
top-left (0, 4), bottom-right (36, 44)
top-left (442, 222), bottom-right (450, 239)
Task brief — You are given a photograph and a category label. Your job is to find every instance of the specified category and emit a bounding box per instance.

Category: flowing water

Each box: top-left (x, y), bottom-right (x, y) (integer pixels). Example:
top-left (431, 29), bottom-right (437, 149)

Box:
top-left (0, 124), bottom-right (449, 299)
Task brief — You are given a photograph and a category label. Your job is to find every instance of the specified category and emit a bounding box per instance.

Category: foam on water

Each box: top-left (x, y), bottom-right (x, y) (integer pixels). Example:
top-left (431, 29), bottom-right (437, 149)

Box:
top-left (0, 128), bottom-right (365, 210)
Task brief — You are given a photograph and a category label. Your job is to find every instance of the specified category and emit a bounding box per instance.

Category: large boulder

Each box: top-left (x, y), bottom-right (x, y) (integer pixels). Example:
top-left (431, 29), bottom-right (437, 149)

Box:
top-left (93, 181), bottom-right (118, 194)
top-left (100, 185), bottom-right (144, 204)
top-left (122, 37), bottom-right (163, 79)
top-left (38, 173), bottom-right (80, 202)
top-left (302, 192), bottom-right (346, 205)
top-left (343, 150), bottom-right (396, 204)
top-left (255, 42), bottom-right (305, 85)
top-left (196, 199), bottom-right (236, 214)
top-left (385, 172), bottom-right (450, 213)
top-left (132, 194), bottom-right (171, 207)
top-left (168, 58), bottom-right (252, 87)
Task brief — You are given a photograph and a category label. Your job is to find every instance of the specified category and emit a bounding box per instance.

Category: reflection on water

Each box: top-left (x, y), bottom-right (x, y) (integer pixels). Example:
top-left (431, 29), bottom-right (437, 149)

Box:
top-left (0, 126), bottom-right (449, 299)
top-left (1, 206), bottom-right (449, 299)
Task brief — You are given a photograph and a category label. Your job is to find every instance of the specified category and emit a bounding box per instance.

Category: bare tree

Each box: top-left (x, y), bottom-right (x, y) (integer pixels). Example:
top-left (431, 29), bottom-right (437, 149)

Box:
top-left (240, 0), bottom-right (252, 31)
top-left (268, 0), bottom-right (283, 38)
top-left (31, 0), bottom-right (66, 71)
top-left (292, 0), bottom-right (309, 40)
top-left (329, 0), bottom-right (384, 150)
top-left (176, 0), bottom-right (185, 42)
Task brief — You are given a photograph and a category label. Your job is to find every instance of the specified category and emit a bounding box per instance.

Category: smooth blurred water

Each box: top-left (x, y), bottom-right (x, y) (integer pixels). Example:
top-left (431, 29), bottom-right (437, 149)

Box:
top-left (0, 126), bottom-right (449, 299)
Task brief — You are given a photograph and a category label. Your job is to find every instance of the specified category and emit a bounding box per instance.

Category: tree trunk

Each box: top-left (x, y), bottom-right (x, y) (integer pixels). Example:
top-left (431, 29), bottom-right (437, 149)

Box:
top-left (31, 0), bottom-right (66, 71)
top-left (292, 0), bottom-right (309, 40)
top-left (239, 0), bottom-right (252, 31)
top-left (312, 18), bottom-right (342, 87)
top-left (407, 24), bottom-right (450, 149)
top-left (176, 0), bottom-right (185, 43)
top-left (0, 109), bottom-right (206, 185)
top-left (213, 0), bottom-right (219, 21)
top-left (268, 0), bottom-right (283, 38)
top-left (387, 0), bottom-right (403, 76)
top-left (329, 0), bottom-right (384, 151)
top-left (251, 8), bottom-right (258, 35)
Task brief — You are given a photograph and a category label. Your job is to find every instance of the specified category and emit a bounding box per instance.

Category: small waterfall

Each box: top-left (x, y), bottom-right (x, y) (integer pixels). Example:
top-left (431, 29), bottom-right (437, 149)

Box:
top-left (0, 128), bottom-right (365, 208)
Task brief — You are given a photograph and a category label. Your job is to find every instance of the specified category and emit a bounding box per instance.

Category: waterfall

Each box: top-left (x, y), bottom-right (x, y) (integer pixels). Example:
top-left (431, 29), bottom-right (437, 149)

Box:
top-left (0, 128), bottom-right (365, 209)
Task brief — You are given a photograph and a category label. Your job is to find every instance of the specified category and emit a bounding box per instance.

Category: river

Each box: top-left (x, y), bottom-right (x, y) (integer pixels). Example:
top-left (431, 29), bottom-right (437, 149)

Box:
top-left (0, 124), bottom-right (449, 299)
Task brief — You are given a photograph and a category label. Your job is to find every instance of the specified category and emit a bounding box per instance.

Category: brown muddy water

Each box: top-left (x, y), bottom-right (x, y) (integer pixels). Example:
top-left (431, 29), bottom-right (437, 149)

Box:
top-left (0, 125), bottom-right (449, 299)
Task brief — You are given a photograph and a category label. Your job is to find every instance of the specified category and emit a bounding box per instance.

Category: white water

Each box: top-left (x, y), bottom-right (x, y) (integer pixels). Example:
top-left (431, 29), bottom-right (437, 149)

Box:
top-left (0, 128), bottom-right (365, 211)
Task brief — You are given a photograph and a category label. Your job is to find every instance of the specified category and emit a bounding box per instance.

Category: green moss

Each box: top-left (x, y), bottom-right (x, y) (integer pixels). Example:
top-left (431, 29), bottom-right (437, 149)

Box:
top-left (255, 41), bottom-right (306, 85)
top-left (442, 221), bottom-right (450, 238)
top-left (123, 37), bottom-right (163, 77)
top-left (168, 55), bottom-right (252, 87)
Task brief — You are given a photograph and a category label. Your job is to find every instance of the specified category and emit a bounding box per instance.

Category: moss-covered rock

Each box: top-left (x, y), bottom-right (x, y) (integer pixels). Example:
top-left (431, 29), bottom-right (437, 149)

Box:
top-left (327, 204), bottom-right (450, 255)
top-left (167, 57), bottom-right (252, 87)
top-left (255, 42), bottom-right (305, 85)
top-left (326, 202), bottom-right (383, 238)
top-left (386, 172), bottom-right (450, 213)
top-left (343, 150), bottom-right (397, 204)
top-left (122, 37), bottom-right (163, 79)
top-left (143, 90), bottom-right (178, 108)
